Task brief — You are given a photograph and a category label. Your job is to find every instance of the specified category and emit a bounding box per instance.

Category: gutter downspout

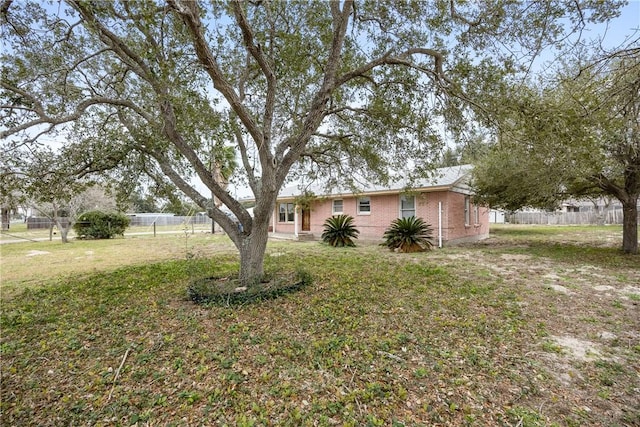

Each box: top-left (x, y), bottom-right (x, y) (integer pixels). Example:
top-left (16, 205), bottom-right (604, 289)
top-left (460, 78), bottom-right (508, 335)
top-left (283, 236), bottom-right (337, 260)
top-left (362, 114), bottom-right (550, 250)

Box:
top-left (438, 201), bottom-right (443, 249)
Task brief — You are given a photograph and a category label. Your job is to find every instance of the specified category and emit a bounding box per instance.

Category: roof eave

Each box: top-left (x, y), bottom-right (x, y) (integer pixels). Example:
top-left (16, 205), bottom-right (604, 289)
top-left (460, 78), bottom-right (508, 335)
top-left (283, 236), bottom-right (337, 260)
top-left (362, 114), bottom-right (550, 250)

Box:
top-left (276, 184), bottom-right (462, 201)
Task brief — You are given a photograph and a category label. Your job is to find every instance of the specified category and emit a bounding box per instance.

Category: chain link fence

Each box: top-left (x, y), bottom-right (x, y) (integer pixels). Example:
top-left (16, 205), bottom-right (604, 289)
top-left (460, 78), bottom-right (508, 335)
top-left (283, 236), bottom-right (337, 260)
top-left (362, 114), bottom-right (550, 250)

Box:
top-left (26, 215), bottom-right (213, 230)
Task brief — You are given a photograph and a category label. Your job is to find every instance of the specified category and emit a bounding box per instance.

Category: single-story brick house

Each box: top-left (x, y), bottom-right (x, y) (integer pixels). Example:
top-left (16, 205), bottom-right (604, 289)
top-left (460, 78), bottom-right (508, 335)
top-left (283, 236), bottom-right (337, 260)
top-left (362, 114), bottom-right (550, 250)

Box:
top-left (271, 164), bottom-right (489, 246)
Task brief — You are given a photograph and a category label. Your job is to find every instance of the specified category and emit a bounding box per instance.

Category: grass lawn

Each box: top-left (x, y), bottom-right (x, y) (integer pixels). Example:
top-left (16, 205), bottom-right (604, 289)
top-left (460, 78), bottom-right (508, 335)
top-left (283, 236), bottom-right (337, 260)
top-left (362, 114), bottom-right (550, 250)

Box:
top-left (1, 225), bottom-right (638, 426)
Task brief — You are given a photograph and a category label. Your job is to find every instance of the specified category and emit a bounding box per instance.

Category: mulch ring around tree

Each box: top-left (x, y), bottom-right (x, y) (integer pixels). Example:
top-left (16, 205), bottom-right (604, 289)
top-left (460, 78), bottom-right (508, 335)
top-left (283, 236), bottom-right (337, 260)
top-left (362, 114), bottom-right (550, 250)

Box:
top-left (187, 269), bottom-right (313, 306)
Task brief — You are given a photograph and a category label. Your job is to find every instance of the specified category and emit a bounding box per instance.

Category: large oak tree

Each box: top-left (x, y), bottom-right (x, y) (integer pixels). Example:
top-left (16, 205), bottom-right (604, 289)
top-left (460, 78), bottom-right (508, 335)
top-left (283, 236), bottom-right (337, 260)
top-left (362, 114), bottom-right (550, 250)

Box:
top-left (1, 0), bottom-right (624, 283)
top-left (473, 48), bottom-right (640, 254)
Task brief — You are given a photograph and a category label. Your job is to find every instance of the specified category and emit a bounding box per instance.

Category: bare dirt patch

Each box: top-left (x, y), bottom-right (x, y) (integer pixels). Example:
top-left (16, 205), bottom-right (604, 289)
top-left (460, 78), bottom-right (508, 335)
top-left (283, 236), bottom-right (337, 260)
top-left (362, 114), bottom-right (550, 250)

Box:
top-left (551, 335), bottom-right (605, 361)
top-left (25, 250), bottom-right (50, 257)
top-left (427, 231), bottom-right (640, 425)
top-left (500, 253), bottom-right (532, 261)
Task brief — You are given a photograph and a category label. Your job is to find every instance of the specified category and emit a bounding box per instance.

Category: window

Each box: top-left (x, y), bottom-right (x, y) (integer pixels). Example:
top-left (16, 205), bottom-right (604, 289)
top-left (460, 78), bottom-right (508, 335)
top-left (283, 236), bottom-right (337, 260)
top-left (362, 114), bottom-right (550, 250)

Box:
top-left (279, 203), bottom-right (294, 222)
top-left (464, 196), bottom-right (471, 225)
top-left (400, 195), bottom-right (416, 218)
top-left (332, 199), bottom-right (343, 215)
top-left (474, 205), bottom-right (479, 224)
top-left (357, 197), bottom-right (371, 214)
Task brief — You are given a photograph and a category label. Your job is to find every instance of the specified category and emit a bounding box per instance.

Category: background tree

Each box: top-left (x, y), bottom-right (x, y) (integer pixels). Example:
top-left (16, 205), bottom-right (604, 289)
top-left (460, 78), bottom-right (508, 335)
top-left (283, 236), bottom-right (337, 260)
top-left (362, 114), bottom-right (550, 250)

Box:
top-left (437, 133), bottom-right (490, 168)
top-left (128, 189), bottom-right (161, 213)
top-left (0, 206), bottom-right (9, 230)
top-left (21, 148), bottom-right (95, 243)
top-left (1, 0), bottom-right (625, 284)
top-left (21, 146), bottom-right (115, 243)
top-left (473, 47), bottom-right (640, 254)
top-left (161, 194), bottom-right (200, 216)
top-left (4, 145), bottom-right (119, 242)
top-left (0, 153), bottom-right (22, 230)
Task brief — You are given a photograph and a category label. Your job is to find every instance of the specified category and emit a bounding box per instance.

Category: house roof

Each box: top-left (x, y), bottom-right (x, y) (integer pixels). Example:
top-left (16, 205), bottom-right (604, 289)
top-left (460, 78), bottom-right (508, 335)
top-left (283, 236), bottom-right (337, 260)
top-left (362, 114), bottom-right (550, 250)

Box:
top-left (277, 164), bottom-right (474, 199)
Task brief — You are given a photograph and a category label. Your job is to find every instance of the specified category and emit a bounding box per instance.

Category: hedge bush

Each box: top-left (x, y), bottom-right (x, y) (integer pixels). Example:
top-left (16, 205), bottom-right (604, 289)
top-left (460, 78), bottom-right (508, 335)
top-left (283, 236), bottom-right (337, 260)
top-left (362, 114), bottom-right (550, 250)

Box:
top-left (73, 211), bottom-right (130, 239)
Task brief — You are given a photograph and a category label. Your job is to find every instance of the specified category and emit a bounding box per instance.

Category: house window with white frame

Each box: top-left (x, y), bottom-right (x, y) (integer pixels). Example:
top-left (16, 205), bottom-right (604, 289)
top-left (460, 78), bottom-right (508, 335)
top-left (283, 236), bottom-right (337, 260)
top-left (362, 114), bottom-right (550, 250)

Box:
top-left (473, 204), bottom-right (479, 224)
top-left (357, 197), bottom-right (371, 214)
top-left (279, 202), bottom-right (295, 222)
top-left (332, 199), bottom-right (343, 215)
top-left (464, 196), bottom-right (471, 225)
top-left (400, 195), bottom-right (416, 218)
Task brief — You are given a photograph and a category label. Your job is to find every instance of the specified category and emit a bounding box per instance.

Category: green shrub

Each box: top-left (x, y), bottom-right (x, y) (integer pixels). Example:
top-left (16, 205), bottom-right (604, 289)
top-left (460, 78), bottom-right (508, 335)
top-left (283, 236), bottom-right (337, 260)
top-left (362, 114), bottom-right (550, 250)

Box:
top-left (382, 216), bottom-right (435, 253)
top-left (321, 214), bottom-right (359, 247)
top-left (73, 211), bottom-right (130, 239)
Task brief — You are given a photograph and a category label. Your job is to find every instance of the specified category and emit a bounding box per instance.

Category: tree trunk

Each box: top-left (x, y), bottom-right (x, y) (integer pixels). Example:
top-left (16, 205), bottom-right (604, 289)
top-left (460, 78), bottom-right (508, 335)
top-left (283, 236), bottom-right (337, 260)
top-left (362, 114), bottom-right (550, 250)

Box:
top-left (621, 198), bottom-right (638, 255)
top-left (59, 225), bottom-right (70, 243)
top-left (53, 217), bottom-right (70, 243)
top-left (237, 218), bottom-right (270, 286)
top-left (1, 207), bottom-right (9, 230)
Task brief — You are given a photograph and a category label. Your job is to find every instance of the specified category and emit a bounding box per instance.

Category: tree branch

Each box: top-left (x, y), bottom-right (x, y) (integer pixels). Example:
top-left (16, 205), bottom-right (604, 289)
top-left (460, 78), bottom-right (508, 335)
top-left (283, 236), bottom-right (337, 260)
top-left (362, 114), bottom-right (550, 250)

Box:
top-left (278, 0), bottom-right (354, 178)
top-left (151, 150), bottom-right (243, 245)
top-left (69, 1), bottom-right (156, 82)
top-left (233, 122), bottom-right (259, 196)
top-left (592, 173), bottom-right (626, 201)
top-left (0, 0), bottom-right (12, 18)
top-left (312, 132), bottom-right (355, 140)
top-left (326, 105), bottom-right (368, 115)
top-left (0, 83), bottom-right (153, 139)
top-left (167, 0), bottom-right (264, 148)
top-left (62, 2), bottom-right (252, 228)
top-left (336, 47), bottom-right (452, 87)
top-left (118, 104), bottom-right (251, 231)
top-left (229, 1), bottom-right (275, 169)
top-left (449, 0), bottom-right (482, 27)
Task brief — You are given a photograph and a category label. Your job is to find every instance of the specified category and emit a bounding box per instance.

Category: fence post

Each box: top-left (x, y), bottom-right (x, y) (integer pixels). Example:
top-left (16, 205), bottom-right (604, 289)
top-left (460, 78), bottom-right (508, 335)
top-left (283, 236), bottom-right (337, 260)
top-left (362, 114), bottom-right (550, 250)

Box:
top-left (153, 221), bottom-right (156, 237)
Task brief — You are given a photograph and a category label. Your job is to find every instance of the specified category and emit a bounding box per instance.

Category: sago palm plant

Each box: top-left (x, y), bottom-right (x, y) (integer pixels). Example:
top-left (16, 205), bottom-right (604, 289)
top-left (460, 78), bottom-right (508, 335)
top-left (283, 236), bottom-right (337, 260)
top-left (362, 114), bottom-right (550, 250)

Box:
top-left (382, 216), bottom-right (435, 252)
top-left (321, 214), bottom-right (360, 247)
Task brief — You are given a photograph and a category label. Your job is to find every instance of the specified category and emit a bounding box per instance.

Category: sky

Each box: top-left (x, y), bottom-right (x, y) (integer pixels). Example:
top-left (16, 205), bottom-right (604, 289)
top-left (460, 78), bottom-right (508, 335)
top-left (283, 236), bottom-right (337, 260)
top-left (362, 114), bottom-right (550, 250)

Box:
top-left (574, 0), bottom-right (637, 47)
top-left (586, 0), bottom-right (639, 47)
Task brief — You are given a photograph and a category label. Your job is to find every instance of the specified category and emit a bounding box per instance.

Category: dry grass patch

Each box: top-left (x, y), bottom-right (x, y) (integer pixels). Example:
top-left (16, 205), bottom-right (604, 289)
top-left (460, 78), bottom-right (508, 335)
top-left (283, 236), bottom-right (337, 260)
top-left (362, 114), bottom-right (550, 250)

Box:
top-left (0, 233), bottom-right (234, 296)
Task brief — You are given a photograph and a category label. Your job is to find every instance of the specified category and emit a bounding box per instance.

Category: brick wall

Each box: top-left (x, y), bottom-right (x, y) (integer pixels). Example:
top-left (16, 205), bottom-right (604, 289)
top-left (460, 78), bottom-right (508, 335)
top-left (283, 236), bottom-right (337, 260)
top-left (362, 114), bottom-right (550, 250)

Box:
top-left (272, 190), bottom-right (489, 244)
top-left (444, 192), bottom-right (490, 243)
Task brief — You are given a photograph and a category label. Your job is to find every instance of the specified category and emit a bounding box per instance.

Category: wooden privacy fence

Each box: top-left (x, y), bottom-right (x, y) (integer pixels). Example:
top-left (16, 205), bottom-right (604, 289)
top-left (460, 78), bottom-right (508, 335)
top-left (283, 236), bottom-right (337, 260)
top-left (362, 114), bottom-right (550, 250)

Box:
top-left (506, 209), bottom-right (638, 225)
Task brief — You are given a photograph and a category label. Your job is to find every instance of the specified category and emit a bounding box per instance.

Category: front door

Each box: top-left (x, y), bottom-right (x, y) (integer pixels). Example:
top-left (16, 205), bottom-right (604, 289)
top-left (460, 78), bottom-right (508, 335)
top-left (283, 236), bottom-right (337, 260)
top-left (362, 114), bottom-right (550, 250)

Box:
top-left (301, 209), bottom-right (311, 231)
